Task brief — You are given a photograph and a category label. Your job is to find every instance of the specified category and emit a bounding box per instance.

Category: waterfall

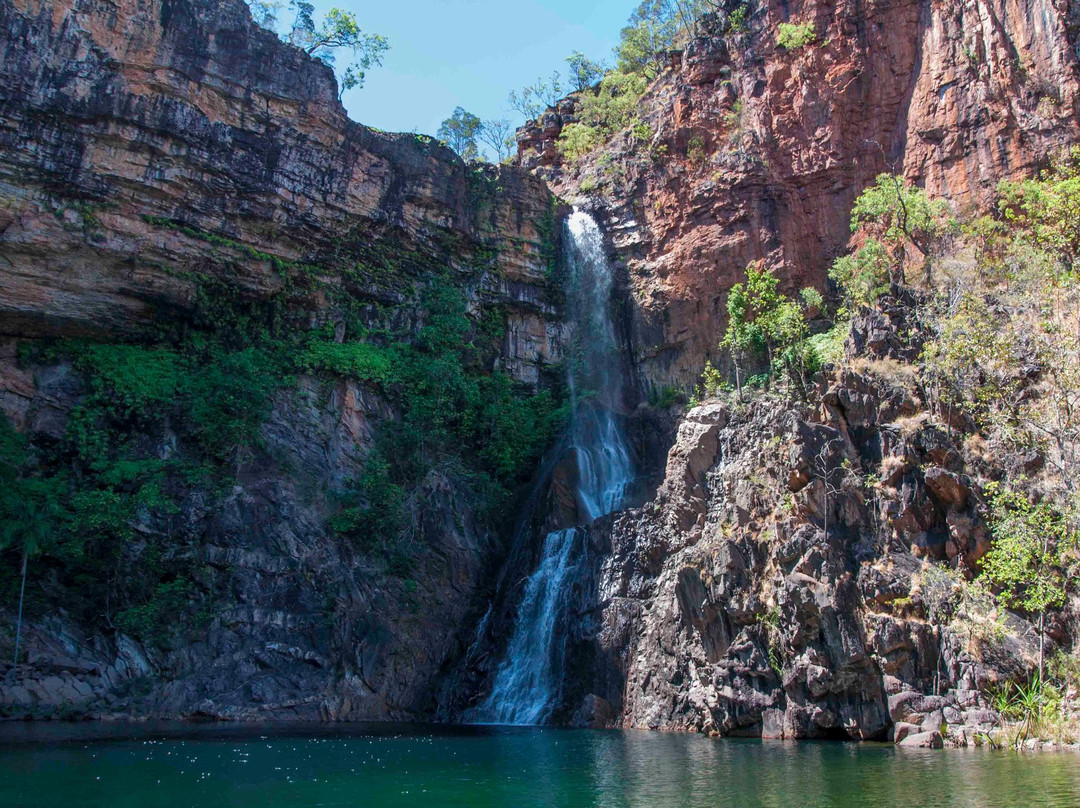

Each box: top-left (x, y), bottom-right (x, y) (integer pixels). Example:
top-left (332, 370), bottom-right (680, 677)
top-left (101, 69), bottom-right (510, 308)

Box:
top-left (476, 208), bottom-right (634, 725)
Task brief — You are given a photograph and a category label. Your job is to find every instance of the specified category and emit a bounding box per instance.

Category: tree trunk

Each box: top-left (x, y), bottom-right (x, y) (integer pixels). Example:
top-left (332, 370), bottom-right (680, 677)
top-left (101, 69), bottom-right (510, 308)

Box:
top-left (1038, 611), bottom-right (1045, 683)
top-left (823, 488), bottom-right (828, 544)
top-left (12, 546), bottom-right (27, 669)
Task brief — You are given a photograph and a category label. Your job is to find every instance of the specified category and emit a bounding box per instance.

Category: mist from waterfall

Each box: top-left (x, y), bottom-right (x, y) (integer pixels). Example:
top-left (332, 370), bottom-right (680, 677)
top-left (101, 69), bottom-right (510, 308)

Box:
top-left (477, 208), bottom-right (634, 725)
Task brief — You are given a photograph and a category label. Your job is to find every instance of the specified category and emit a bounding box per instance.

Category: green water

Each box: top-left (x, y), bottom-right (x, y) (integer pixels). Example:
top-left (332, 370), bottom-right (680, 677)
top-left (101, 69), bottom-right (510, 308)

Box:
top-left (1, 722), bottom-right (1078, 807)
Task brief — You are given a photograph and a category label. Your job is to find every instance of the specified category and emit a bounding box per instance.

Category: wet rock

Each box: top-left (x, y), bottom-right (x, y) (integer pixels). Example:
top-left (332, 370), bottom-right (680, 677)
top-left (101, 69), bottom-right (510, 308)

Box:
top-left (898, 730), bottom-right (944, 749)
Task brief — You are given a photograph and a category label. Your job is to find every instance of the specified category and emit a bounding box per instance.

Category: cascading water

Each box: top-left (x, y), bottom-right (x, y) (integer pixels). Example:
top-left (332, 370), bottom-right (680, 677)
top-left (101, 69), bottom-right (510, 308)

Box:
top-left (477, 208), bottom-right (634, 725)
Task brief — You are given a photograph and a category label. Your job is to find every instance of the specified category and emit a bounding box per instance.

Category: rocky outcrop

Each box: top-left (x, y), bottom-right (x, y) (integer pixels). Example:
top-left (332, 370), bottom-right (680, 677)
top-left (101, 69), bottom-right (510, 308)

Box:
top-left (552, 303), bottom-right (1040, 739)
top-left (0, 358), bottom-right (504, 721)
top-left (521, 0), bottom-right (1080, 390)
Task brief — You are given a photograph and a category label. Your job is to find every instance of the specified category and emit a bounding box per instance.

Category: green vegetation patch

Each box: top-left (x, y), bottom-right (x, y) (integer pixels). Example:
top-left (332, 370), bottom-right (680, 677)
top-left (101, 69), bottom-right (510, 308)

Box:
top-left (775, 22), bottom-right (817, 51)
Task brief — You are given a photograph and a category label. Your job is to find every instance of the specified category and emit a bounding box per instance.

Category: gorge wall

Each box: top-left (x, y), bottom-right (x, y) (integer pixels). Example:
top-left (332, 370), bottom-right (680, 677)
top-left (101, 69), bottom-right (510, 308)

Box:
top-left (520, 0), bottom-right (1080, 390)
top-left (0, 0), bottom-right (568, 719)
top-left (0, 0), bottom-right (1077, 738)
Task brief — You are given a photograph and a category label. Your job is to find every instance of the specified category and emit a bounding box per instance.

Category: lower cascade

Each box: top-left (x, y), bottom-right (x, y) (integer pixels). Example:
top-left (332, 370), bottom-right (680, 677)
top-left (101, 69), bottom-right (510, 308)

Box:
top-left (476, 209), bottom-right (634, 725)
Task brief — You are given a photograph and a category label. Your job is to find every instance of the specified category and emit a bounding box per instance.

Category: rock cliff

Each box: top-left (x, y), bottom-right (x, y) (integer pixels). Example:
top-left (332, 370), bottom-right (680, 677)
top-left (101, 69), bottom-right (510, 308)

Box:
top-left (0, 0), bottom-right (561, 383)
top-left (555, 301), bottom-right (1043, 739)
top-left (520, 0), bottom-right (1080, 390)
top-left (0, 0), bottom-right (1077, 739)
top-left (0, 0), bottom-right (566, 720)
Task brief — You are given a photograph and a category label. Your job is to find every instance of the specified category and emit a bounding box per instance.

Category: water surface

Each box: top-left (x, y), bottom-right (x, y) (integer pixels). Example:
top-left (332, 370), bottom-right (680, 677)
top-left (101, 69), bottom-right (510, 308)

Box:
top-left (1, 722), bottom-right (1078, 807)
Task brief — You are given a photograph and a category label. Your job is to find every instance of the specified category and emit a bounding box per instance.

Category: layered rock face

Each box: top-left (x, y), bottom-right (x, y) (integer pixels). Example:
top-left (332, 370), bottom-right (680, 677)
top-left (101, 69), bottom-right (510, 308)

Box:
top-left (0, 0), bottom-right (565, 719)
top-left (557, 302), bottom-right (1038, 739)
top-left (0, 0), bottom-right (561, 383)
top-left (520, 0), bottom-right (1080, 389)
top-left (0, 0), bottom-right (1075, 734)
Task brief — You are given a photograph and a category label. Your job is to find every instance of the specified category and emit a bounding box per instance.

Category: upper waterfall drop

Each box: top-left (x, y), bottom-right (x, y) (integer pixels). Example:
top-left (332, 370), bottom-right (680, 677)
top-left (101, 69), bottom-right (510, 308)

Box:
top-left (476, 208), bottom-right (635, 726)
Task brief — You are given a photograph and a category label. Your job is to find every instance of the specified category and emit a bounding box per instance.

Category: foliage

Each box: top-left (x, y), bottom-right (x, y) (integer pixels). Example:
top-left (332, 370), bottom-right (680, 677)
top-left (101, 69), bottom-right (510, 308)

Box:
top-left (920, 293), bottom-right (1021, 427)
top-left (116, 579), bottom-right (199, 649)
top-left (850, 173), bottom-right (952, 284)
top-left (557, 123), bottom-right (602, 161)
top-left (329, 451), bottom-right (405, 553)
top-left (720, 263), bottom-right (819, 397)
top-left (438, 107), bottom-right (483, 161)
top-left (649, 385), bottom-right (685, 409)
top-left (479, 118), bottom-right (516, 163)
top-left (297, 339), bottom-right (395, 383)
top-left (614, 1), bottom-right (725, 77)
top-left (989, 673), bottom-right (1075, 747)
top-left (805, 320), bottom-right (849, 369)
top-left (980, 483), bottom-right (1074, 617)
top-left (775, 22), bottom-right (816, 51)
top-left (0, 420), bottom-right (66, 565)
top-left (582, 71), bottom-right (648, 132)
top-left (3, 263), bottom-right (569, 643)
top-left (726, 3), bottom-right (749, 33)
top-left (246, 1), bottom-right (388, 95)
top-left (689, 360), bottom-right (726, 406)
top-left (557, 71), bottom-right (648, 161)
top-left (184, 346), bottom-right (282, 465)
top-left (508, 72), bottom-right (564, 120)
top-left (616, 0), bottom-right (679, 78)
top-left (997, 147), bottom-right (1080, 275)
top-left (828, 238), bottom-right (891, 314)
top-left (566, 51), bottom-right (606, 91)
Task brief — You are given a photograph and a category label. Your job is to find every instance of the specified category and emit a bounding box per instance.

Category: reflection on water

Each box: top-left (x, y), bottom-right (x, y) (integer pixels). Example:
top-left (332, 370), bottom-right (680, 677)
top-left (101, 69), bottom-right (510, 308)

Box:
top-left (1, 722), bottom-right (1078, 808)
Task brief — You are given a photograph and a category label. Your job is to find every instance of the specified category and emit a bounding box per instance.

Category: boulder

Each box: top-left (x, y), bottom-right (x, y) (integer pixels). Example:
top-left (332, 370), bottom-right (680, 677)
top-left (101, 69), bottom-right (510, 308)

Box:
top-left (898, 730), bottom-right (943, 749)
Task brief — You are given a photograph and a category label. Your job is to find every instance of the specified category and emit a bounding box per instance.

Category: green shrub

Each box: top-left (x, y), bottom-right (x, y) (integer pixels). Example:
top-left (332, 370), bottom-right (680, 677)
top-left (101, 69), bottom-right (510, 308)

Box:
top-left (330, 452), bottom-right (405, 553)
top-left (776, 22), bottom-right (817, 51)
top-left (298, 340), bottom-right (396, 384)
top-left (805, 321), bottom-right (849, 369)
top-left (558, 123), bottom-right (602, 161)
top-left (727, 4), bottom-right (749, 33)
top-left (184, 346), bottom-right (282, 463)
top-left (74, 344), bottom-right (182, 420)
top-left (116, 578), bottom-right (198, 648)
top-left (829, 239), bottom-right (891, 314)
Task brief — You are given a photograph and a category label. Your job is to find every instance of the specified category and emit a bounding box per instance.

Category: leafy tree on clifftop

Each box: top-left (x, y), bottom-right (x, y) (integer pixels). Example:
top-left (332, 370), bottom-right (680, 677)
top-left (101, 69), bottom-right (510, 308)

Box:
top-left (246, 0), bottom-right (388, 96)
top-left (438, 108), bottom-right (483, 161)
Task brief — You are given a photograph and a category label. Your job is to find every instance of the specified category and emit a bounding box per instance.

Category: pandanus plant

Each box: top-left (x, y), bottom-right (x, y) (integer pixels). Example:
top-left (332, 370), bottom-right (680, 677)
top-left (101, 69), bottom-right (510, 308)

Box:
top-left (1, 421), bottom-right (63, 672)
top-left (2, 482), bottom-right (62, 670)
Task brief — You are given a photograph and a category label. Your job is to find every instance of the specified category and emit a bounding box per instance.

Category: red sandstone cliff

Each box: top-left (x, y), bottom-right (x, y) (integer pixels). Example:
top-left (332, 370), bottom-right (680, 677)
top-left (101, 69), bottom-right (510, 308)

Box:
top-left (519, 0), bottom-right (1080, 390)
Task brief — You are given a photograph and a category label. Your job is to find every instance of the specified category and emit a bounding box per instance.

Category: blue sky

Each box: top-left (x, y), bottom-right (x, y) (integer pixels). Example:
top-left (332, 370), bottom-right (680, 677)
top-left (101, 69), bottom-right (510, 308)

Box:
top-left (305, 0), bottom-right (631, 137)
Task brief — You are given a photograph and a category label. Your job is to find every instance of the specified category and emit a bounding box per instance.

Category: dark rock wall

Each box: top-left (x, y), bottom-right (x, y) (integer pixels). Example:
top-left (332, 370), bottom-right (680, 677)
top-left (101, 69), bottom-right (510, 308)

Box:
top-left (0, 0), bottom-right (565, 720)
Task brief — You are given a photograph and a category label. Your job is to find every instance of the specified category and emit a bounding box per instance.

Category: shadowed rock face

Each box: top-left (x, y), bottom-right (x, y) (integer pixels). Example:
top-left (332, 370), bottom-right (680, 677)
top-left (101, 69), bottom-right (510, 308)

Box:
top-left (0, 0), bottom-right (566, 720)
top-left (519, 0), bottom-right (1080, 390)
top-left (553, 304), bottom-right (1039, 739)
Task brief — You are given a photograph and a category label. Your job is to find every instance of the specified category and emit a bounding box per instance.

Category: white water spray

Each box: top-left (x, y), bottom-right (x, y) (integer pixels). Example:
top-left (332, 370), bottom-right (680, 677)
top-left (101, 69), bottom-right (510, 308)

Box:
top-left (478, 209), bottom-right (634, 725)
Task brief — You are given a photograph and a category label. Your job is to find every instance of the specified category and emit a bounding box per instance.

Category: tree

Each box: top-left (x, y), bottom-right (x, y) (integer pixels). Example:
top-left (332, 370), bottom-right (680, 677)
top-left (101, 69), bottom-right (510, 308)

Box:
top-left (616, 0), bottom-right (679, 78)
top-left (438, 108), bottom-right (483, 161)
top-left (850, 173), bottom-right (951, 285)
top-left (566, 51), bottom-right (606, 92)
top-left (828, 238), bottom-right (891, 315)
top-left (810, 433), bottom-right (852, 545)
top-left (979, 483), bottom-right (1077, 680)
top-left (1, 420), bottom-right (65, 670)
top-left (479, 119), bottom-right (516, 163)
top-left (720, 263), bottom-right (815, 398)
top-left (507, 72), bottom-right (563, 120)
top-left (245, 1), bottom-right (388, 95)
top-left (998, 147), bottom-right (1080, 275)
